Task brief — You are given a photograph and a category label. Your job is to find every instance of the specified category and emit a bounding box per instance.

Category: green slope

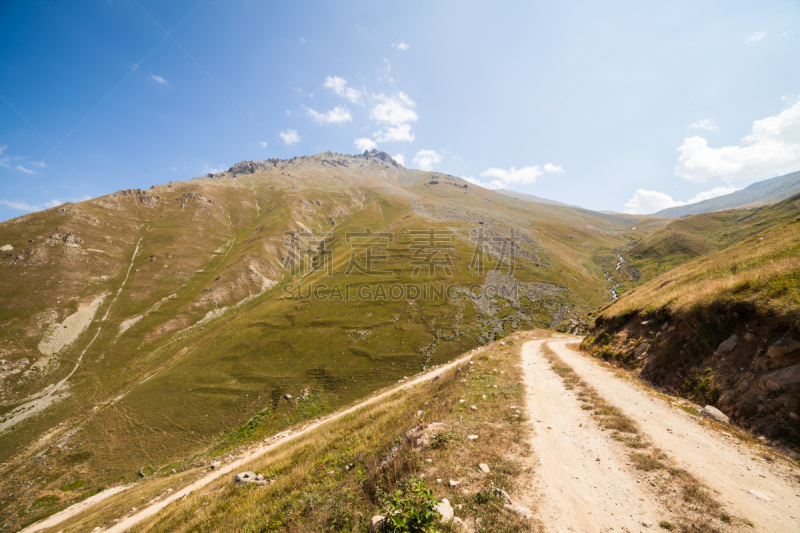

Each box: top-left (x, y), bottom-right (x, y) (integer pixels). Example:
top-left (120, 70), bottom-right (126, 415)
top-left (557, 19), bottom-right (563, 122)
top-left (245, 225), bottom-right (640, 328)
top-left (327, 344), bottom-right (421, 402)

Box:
top-left (0, 150), bottom-right (635, 530)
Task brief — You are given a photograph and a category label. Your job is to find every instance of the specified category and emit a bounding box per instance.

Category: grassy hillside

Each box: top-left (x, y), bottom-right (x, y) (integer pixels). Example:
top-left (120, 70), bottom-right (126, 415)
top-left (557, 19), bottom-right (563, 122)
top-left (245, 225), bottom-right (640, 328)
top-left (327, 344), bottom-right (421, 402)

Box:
top-left (0, 151), bottom-right (634, 531)
top-left (654, 170), bottom-right (800, 217)
top-left (583, 206), bottom-right (800, 446)
top-left (22, 337), bottom-right (536, 533)
top-left (627, 193), bottom-right (800, 280)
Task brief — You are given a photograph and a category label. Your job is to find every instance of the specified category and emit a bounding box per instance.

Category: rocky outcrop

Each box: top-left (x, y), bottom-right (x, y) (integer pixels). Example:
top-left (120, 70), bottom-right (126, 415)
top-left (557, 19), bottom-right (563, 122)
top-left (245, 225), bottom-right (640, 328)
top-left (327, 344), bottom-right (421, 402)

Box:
top-left (584, 313), bottom-right (800, 445)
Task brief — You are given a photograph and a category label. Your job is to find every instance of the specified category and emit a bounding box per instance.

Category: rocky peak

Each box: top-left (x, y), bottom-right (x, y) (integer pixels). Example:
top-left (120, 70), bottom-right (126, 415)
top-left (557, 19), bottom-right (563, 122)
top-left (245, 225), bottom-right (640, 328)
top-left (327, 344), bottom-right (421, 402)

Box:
top-left (221, 150), bottom-right (402, 177)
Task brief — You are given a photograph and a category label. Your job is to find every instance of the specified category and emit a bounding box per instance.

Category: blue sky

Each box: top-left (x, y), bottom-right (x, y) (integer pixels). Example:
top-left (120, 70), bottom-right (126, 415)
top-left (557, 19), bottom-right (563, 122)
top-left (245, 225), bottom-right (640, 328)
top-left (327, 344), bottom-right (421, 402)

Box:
top-left (1, 0), bottom-right (799, 221)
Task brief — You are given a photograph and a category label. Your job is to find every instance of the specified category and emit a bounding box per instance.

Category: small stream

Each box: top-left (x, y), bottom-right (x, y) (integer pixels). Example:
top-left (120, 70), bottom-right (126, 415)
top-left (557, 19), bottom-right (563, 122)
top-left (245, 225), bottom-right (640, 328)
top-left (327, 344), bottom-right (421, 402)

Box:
top-left (604, 244), bottom-right (634, 301)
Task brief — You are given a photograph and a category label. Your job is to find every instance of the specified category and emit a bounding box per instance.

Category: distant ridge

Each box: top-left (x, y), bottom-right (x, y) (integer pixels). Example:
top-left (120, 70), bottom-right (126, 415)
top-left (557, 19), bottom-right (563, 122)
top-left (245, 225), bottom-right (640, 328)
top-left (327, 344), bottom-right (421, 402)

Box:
top-left (496, 189), bottom-right (573, 207)
top-left (496, 189), bottom-right (652, 227)
top-left (655, 170), bottom-right (800, 217)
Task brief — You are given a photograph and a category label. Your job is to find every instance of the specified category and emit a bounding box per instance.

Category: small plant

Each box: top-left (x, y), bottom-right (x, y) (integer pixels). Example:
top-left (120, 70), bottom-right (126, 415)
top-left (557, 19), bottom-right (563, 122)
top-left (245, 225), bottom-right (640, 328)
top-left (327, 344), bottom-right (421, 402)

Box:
top-left (430, 432), bottom-right (453, 450)
top-left (659, 520), bottom-right (674, 530)
top-left (380, 480), bottom-right (442, 532)
top-left (59, 479), bottom-right (87, 491)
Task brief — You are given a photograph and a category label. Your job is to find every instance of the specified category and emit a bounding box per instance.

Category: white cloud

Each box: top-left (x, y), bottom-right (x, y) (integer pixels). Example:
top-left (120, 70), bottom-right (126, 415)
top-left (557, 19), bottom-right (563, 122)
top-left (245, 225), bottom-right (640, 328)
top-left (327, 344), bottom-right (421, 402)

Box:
top-left (304, 105), bottom-right (352, 124)
top-left (354, 138), bottom-right (377, 152)
top-left (0, 145), bottom-right (47, 174)
top-left (258, 141), bottom-right (268, 148)
top-left (689, 119), bottom-right (719, 131)
top-left (300, 37), bottom-right (306, 43)
top-left (393, 154), bottom-right (405, 166)
top-left (543, 163), bottom-right (565, 174)
top-left (676, 100), bottom-right (800, 183)
top-left (323, 76), bottom-right (361, 103)
top-left (745, 32), bottom-right (766, 43)
top-left (462, 176), bottom-right (482, 186)
top-left (1, 194), bottom-right (90, 213)
top-left (280, 130), bottom-right (300, 145)
top-left (477, 163), bottom-right (564, 189)
top-left (151, 74), bottom-right (169, 85)
top-left (293, 87), bottom-right (313, 98)
top-left (374, 123), bottom-right (414, 142)
top-left (392, 39), bottom-right (409, 51)
top-left (200, 160), bottom-right (226, 174)
top-left (371, 92), bottom-right (417, 125)
top-left (412, 150), bottom-right (442, 171)
top-left (623, 186), bottom-right (739, 214)
top-left (371, 92), bottom-right (417, 143)
top-left (15, 165), bottom-right (36, 174)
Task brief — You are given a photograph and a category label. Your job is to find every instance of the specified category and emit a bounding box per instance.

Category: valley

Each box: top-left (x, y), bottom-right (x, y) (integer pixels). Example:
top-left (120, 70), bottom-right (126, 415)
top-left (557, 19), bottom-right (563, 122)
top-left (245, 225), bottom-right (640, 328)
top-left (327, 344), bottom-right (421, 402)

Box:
top-left (1, 151), bottom-right (798, 532)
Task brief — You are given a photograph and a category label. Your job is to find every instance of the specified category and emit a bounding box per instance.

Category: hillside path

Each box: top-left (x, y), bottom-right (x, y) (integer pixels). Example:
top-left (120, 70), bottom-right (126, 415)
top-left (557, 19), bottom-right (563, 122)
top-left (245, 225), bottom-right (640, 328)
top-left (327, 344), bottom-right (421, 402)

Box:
top-left (547, 339), bottom-right (800, 533)
top-left (520, 340), bottom-right (666, 532)
top-left (21, 346), bottom-right (487, 533)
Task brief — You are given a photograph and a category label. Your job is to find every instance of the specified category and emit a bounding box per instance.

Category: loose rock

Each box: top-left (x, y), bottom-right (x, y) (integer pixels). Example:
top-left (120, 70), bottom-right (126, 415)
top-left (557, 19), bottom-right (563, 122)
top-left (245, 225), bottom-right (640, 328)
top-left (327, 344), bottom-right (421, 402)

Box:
top-left (700, 405), bottom-right (729, 424)
top-left (717, 335), bottom-right (738, 353)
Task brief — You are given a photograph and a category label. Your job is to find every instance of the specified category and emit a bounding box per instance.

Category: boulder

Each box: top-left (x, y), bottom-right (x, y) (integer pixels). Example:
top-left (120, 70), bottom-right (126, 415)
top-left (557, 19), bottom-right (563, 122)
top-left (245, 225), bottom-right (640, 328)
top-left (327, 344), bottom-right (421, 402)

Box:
top-left (700, 405), bottom-right (729, 424)
top-left (478, 463), bottom-right (490, 474)
top-left (766, 333), bottom-right (799, 360)
top-left (369, 515), bottom-right (385, 532)
top-left (234, 471), bottom-right (267, 485)
top-left (717, 335), bottom-right (738, 353)
top-left (633, 343), bottom-right (649, 360)
top-left (284, 394), bottom-right (292, 400)
top-left (759, 364), bottom-right (800, 392)
top-left (435, 498), bottom-right (454, 521)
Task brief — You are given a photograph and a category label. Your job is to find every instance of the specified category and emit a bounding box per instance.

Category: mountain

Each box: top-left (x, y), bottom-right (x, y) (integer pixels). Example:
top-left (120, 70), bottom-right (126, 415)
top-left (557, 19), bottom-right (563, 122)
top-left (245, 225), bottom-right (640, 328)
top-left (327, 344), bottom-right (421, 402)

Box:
top-left (495, 189), bottom-right (655, 227)
top-left (0, 150), bottom-right (642, 529)
top-left (654, 170), bottom-right (800, 217)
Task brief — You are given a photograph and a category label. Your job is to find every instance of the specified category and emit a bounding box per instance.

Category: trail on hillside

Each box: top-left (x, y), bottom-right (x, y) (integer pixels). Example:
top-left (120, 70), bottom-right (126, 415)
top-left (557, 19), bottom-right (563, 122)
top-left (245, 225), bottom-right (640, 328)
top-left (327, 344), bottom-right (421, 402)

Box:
top-left (21, 346), bottom-right (487, 533)
top-left (545, 339), bottom-right (800, 533)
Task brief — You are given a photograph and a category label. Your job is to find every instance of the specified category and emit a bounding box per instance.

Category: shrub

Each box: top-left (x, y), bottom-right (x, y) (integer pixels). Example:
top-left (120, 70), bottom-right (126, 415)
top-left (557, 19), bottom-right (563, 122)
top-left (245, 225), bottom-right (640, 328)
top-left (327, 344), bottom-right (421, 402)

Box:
top-left (380, 480), bottom-right (442, 532)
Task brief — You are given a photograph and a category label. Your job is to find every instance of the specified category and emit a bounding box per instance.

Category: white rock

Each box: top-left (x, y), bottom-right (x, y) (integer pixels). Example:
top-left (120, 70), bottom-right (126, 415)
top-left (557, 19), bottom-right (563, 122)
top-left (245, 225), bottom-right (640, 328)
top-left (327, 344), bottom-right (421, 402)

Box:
top-left (479, 463), bottom-right (490, 473)
top-left (467, 435), bottom-right (479, 440)
top-left (234, 471), bottom-right (267, 485)
top-left (435, 498), bottom-right (455, 521)
top-left (449, 479), bottom-right (460, 486)
top-left (470, 405), bottom-right (477, 410)
top-left (700, 405), bottom-right (729, 424)
top-left (284, 394), bottom-right (292, 400)
top-left (369, 515), bottom-right (385, 532)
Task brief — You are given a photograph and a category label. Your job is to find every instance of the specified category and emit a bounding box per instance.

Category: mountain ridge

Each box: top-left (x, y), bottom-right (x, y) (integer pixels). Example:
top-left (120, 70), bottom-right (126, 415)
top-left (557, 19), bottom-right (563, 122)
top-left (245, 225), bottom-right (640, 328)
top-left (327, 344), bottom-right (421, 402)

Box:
top-left (654, 170), bottom-right (800, 217)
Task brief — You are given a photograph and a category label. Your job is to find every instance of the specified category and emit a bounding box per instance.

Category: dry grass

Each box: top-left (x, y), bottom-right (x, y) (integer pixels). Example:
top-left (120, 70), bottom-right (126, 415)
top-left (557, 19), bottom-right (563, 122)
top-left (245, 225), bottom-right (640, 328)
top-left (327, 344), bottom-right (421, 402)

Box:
top-left (34, 338), bottom-right (540, 533)
top-left (599, 221), bottom-right (800, 324)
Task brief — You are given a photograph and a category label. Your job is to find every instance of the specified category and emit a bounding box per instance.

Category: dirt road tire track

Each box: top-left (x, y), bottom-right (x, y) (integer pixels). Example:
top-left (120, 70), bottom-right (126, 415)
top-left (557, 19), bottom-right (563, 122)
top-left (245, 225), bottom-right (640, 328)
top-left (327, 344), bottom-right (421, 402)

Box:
top-left (520, 339), bottom-right (666, 532)
top-left (548, 339), bottom-right (800, 532)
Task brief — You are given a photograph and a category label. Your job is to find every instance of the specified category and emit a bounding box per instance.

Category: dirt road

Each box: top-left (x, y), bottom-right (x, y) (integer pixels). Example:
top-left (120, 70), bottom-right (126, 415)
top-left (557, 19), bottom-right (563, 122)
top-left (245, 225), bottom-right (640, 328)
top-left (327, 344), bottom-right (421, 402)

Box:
top-left (534, 338), bottom-right (800, 532)
top-left (520, 339), bottom-right (666, 532)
